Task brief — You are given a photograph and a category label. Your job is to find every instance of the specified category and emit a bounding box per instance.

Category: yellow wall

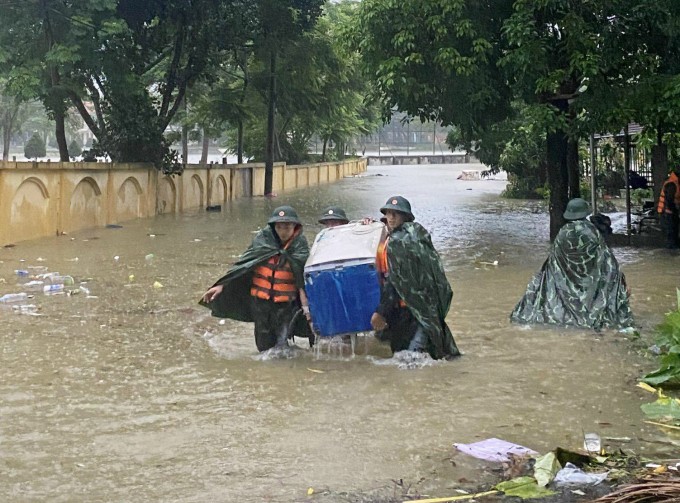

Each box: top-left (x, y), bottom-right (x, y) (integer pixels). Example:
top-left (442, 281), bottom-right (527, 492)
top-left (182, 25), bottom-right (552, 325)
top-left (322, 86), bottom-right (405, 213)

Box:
top-left (0, 158), bottom-right (366, 245)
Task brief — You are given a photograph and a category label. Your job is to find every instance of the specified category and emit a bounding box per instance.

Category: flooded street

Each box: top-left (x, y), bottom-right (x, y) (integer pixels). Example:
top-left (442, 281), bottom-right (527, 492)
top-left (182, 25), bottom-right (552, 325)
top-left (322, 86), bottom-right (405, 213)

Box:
top-left (2, 164), bottom-right (678, 502)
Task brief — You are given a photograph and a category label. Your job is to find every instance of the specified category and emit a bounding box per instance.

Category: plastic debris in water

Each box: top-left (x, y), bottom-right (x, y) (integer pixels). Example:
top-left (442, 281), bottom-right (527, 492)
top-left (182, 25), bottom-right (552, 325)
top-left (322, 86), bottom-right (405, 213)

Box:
top-left (583, 433), bottom-right (601, 454)
top-left (0, 292), bottom-right (29, 303)
top-left (153, 281), bottom-right (163, 288)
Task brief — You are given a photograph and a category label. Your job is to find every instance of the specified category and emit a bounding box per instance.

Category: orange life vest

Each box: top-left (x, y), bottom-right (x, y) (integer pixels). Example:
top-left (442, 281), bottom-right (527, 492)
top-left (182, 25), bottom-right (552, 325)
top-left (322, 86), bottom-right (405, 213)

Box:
top-left (250, 255), bottom-right (297, 302)
top-left (657, 172), bottom-right (680, 214)
top-left (376, 238), bottom-right (389, 276)
top-left (375, 237), bottom-right (407, 308)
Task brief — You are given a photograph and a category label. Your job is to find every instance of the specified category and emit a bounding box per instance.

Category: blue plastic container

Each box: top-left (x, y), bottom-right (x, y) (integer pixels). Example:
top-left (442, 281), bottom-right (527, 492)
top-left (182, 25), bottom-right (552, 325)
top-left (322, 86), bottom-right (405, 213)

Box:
top-left (305, 259), bottom-right (381, 337)
top-left (304, 222), bottom-right (386, 337)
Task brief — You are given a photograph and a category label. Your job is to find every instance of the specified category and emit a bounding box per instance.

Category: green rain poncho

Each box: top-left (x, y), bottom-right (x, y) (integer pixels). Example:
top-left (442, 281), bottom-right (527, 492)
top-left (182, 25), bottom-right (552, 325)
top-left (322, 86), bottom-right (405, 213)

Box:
top-left (386, 222), bottom-right (460, 359)
top-left (199, 225), bottom-right (312, 338)
top-left (510, 219), bottom-right (633, 329)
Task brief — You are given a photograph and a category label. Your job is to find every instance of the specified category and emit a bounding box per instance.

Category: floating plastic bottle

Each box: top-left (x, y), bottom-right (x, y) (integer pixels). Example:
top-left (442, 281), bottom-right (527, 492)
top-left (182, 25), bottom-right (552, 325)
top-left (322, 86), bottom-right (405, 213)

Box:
top-left (12, 304), bottom-right (38, 315)
top-left (37, 272), bottom-right (60, 280)
top-left (43, 284), bottom-right (64, 294)
top-left (145, 253), bottom-right (154, 262)
top-left (24, 280), bottom-right (45, 291)
top-left (0, 292), bottom-right (29, 303)
top-left (14, 269), bottom-right (30, 277)
top-left (79, 285), bottom-right (91, 295)
top-left (52, 275), bottom-right (74, 286)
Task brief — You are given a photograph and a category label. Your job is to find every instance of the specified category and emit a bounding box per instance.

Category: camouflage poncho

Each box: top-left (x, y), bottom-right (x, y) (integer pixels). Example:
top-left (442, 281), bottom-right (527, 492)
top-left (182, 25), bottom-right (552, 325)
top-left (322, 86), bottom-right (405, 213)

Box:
top-left (386, 222), bottom-right (460, 359)
top-left (510, 219), bottom-right (633, 329)
top-left (199, 225), bottom-right (310, 325)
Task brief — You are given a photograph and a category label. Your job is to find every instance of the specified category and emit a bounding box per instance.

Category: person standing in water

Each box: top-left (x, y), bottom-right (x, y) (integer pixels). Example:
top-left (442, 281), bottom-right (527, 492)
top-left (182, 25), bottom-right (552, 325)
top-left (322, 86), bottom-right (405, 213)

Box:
top-left (510, 197), bottom-right (633, 330)
top-left (370, 196), bottom-right (460, 359)
top-left (318, 206), bottom-right (350, 228)
top-left (200, 206), bottom-right (313, 351)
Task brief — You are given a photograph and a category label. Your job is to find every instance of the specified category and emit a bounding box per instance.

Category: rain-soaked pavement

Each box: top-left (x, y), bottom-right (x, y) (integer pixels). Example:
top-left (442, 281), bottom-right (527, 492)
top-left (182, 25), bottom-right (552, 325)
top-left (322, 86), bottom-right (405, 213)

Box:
top-left (1, 164), bottom-right (678, 502)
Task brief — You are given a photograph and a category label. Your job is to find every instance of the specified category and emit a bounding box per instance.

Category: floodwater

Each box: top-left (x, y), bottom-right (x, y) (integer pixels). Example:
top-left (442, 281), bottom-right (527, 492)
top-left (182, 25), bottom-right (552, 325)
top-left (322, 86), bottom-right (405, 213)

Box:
top-left (1, 164), bottom-right (678, 503)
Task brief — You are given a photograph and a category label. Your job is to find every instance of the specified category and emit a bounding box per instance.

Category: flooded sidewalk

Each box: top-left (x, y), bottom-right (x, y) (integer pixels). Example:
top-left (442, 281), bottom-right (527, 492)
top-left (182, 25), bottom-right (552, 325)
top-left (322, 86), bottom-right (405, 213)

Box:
top-left (1, 164), bottom-right (677, 502)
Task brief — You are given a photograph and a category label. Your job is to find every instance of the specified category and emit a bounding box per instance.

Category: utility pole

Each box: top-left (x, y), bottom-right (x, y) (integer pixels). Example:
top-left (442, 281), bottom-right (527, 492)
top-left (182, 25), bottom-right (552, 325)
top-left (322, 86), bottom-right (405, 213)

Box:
top-left (589, 133), bottom-right (596, 213)
top-left (432, 121), bottom-right (436, 155)
top-left (406, 121), bottom-right (410, 155)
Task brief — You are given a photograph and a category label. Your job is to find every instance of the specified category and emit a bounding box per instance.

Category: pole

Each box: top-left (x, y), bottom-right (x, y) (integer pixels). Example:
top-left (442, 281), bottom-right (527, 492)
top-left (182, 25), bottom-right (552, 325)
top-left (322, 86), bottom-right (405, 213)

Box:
top-left (432, 121), bottom-right (436, 155)
top-left (589, 133), bottom-right (597, 214)
top-left (624, 124), bottom-right (631, 242)
top-left (406, 121), bottom-right (410, 155)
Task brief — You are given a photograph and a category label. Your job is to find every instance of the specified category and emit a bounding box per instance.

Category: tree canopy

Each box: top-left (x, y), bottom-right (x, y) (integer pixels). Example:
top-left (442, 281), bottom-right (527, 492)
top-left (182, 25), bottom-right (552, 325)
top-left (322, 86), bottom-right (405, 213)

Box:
top-left (352, 0), bottom-right (680, 239)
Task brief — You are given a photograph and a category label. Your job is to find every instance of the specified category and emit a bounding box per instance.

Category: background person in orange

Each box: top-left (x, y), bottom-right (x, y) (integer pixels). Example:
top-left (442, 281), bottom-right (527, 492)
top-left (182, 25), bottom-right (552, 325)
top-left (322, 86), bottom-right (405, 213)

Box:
top-left (657, 168), bottom-right (680, 249)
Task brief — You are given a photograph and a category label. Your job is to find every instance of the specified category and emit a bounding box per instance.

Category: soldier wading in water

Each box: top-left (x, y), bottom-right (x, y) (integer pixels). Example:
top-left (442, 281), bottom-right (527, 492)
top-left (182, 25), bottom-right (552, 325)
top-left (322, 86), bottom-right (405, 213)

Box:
top-left (200, 206), bottom-right (313, 351)
top-left (370, 196), bottom-right (461, 360)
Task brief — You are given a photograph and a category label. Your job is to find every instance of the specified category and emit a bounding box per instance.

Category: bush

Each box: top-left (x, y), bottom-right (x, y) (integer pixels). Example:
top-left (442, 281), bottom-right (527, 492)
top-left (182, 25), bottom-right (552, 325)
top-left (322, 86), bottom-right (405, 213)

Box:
top-left (24, 133), bottom-right (46, 159)
top-left (68, 139), bottom-right (83, 159)
top-left (502, 175), bottom-right (546, 199)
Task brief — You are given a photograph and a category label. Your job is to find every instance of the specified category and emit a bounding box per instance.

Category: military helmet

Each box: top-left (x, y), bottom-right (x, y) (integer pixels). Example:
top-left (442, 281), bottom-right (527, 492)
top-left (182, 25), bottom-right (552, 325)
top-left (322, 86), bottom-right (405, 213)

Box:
top-left (380, 195), bottom-right (414, 222)
top-left (318, 206), bottom-right (349, 224)
top-left (268, 205), bottom-right (301, 225)
top-left (563, 198), bottom-right (590, 221)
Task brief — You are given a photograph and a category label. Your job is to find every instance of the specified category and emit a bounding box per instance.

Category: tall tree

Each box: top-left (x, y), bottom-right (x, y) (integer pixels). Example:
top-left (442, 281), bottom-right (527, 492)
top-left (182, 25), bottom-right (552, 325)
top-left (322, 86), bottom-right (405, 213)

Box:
top-left (252, 0), bottom-right (323, 194)
top-left (501, 0), bottom-right (668, 238)
top-left (0, 0), bottom-right (253, 169)
top-left (351, 0), bottom-right (514, 153)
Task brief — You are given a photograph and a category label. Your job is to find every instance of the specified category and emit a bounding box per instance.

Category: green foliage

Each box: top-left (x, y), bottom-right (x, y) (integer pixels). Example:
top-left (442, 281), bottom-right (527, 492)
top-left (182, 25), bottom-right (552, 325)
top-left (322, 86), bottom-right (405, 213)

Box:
top-left (643, 297), bottom-right (680, 386)
top-left (216, 1), bottom-right (379, 165)
top-left (24, 132), bottom-right (45, 159)
top-left (350, 0), bottom-right (514, 144)
top-left (631, 188), bottom-right (653, 207)
top-left (0, 0), bottom-right (256, 168)
top-left (448, 102), bottom-right (547, 199)
top-left (68, 139), bottom-right (82, 158)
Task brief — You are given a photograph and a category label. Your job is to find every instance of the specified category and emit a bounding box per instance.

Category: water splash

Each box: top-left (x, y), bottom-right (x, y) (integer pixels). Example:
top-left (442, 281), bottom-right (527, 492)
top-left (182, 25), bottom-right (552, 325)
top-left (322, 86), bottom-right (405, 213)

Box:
top-left (255, 345), bottom-right (306, 361)
top-left (370, 350), bottom-right (442, 369)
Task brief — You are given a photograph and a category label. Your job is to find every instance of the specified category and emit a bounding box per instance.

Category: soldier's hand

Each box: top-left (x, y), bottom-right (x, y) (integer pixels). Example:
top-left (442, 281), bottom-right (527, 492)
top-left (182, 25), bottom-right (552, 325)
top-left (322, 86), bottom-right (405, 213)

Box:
top-left (370, 312), bottom-right (388, 331)
top-left (202, 285), bottom-right (223, 302)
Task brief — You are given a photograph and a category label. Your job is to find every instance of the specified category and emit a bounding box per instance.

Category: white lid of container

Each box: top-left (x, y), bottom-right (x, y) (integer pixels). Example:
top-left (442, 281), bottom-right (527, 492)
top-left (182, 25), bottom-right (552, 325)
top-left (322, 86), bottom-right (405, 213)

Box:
top-left (305, 221), bottom-right (386, 268)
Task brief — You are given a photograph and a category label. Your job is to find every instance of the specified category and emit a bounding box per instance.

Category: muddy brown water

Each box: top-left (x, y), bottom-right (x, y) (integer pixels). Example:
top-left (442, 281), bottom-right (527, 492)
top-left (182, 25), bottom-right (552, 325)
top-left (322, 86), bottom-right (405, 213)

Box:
top-left (1, 164), bottom-right (678, 502)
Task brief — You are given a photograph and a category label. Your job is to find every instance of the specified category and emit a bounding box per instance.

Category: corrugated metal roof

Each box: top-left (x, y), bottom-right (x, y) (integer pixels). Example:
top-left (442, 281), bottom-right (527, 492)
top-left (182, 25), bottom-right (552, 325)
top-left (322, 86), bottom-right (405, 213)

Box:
top-left (594, 123), bottom-right (643, 139)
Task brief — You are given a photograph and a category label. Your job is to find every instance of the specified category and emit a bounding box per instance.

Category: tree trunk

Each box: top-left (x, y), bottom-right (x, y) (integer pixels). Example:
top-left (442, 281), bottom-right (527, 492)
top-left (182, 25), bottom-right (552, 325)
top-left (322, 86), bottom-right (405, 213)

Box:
top-left (237, 120), bottom-right (244, 164)
top-left (1, 102), bottom-right (19, 161)
top-left (546, 100), bottom-right (570, 241)
top-left (566, 137), bottom-right (580, 199)
top-left (54, 108), bottom-right (69, 161)
top-left (237, 50), bottom-right (249, 165)
top-left (264, 49), bottom-right (277, 195)
top-left (2, 126), bottom-right (9, 161)
top-left (200, 129), bottom-right (209, 164)
top-left (651, 132), bottom-right (668, 205)
top-left (181, 98), bottom-right (188, 164)
top-left (321, 138), bottom-right (328, 162)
